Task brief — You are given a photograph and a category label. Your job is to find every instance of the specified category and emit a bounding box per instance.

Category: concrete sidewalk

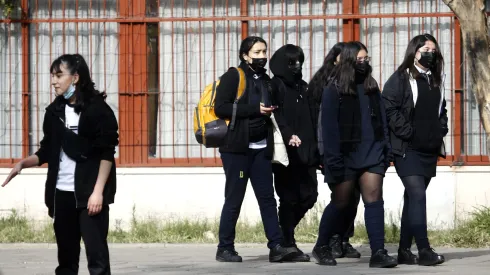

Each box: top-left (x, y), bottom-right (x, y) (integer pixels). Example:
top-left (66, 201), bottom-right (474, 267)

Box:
top-left (0, 243), bottom-right (489, 274)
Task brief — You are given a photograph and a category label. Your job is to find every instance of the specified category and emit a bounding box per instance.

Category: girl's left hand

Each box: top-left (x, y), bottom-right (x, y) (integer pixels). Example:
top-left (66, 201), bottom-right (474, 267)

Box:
top-left (87, 191), bottom-right (103, 216)
top-left (289, 135), bottom-right (301, 147)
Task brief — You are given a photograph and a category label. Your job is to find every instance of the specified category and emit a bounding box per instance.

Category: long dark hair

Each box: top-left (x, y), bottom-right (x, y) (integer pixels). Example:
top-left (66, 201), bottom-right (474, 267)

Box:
top-left (239, 36), bottom-right (267, 62)
top-left (309, 42), bottom-right (345, 102)
top-left (50, 54), bottom-right (105, 113)
top-left (330, 41), bottom-right (379, 96)
top-left (397, 33), bottom-right (444, 87)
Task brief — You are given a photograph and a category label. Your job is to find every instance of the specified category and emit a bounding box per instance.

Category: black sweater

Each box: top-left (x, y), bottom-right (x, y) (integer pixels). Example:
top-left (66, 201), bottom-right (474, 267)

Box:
top-left (214, 62), bottom-right (274, 157)
top-left (35, 95), bottom-right (119, 217)
top-left (410, 75), bottom-right (443, 153)
top-left (322, 83), bottom-right (389, 180)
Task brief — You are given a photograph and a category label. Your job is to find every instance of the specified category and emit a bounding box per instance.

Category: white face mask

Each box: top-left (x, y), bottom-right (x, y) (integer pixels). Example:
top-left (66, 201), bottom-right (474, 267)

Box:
top-left (63, 83), bottom-right (76, 99)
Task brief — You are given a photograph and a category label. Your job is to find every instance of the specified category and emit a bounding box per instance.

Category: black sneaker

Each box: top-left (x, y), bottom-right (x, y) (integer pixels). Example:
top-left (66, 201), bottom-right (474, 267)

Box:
top-left (269, 244), bottom-right (298, 263)
top-left (342, 242), bottom-right (361, 258)
top-left (397, 248), bottom-right (418, 265)
top-left (216, 248), bottom-right (242, 262)
top-left (418, 247), bottom-right (444, 266)
top-left (328, 234), bottom-right (343, 258)
top-left (369, 249), bottom-right (398, 268)
top-left (312, 245), bottom-right (337, 266)
top-left (437, 254), bottom-right (445, 264)
top-left (288, 245), bottom-right (310, 262)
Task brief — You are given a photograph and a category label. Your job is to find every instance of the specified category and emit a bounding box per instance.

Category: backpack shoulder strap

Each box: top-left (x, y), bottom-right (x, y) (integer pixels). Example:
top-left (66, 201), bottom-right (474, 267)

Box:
top-left (229, 67), bottom-right (247, 131)
top-left (235, 67), bottom-right (246, 101)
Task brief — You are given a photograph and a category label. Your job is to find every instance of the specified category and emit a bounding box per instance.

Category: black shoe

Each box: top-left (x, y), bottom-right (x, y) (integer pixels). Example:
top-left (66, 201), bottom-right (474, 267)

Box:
top-left (328, 234), bottom-right (343, 258)
top-left (288, 246), bottom-right (310, 262)
top-left (437, 254), bottom-right (445, 264)
top-left (269, 244), bottom-right (298, 263)
top-left (216, 248), bottom-right (242, 262)
top-left (342, 242), bottom-right (361, 258)
top-left (418, 247), bottom-right (444, 266)
top-left (312, 245), bottom-right (337, 266)
top-left (397, 248), bottom-right (418, 265)
top-left (369, 249), bottom-right (398, 268)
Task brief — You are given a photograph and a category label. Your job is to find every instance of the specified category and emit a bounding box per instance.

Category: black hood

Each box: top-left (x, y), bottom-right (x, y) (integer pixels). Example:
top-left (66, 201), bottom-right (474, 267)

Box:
top-left (270, 45), bottom-right (302, 85)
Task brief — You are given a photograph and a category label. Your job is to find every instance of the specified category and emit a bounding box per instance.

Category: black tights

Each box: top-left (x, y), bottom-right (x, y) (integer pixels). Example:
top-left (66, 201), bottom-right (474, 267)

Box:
top-left (399, 175), bottom-right (431, 250)
top-left (330, 172), bottom-right (383, 208)
top-left (317, 172), bottom-right (385, 253)
top-left (329, 184), bottom-right (360, 242)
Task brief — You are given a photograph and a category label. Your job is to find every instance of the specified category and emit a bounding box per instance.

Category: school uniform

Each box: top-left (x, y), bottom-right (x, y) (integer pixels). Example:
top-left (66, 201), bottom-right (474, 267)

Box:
top-left (308, 75), bottom-right (360, 257)
top-left (313, 80), bottom-right (394, 267)
top-left (214, 62), bottom-right (295, 262)
top-left (382, 65), bottom-right (447, 265)
top-left (35, 95), bottom-right (118, 275)
top-left (322, 83), bottom-right (390, 185)
top-left (391, 68), bottom-right (446, 178)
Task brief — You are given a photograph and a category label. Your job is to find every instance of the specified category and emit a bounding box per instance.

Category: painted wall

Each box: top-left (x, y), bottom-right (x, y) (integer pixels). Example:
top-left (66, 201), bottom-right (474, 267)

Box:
top-left (0, 166), bottom-right (489, 230)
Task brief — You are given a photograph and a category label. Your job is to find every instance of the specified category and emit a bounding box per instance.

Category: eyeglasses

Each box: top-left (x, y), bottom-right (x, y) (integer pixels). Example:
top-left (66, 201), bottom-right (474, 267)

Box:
top-left (356, 56), bottom-right (371, 63)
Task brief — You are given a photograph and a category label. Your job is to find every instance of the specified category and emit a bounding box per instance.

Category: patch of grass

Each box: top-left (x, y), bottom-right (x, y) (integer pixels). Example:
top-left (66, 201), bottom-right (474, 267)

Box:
top-left (0, 210), bottom-right (54, 243)
top-left (1, 205), bottom-right (490, 247)
top-left (430, 206), bottom-right (490, 248)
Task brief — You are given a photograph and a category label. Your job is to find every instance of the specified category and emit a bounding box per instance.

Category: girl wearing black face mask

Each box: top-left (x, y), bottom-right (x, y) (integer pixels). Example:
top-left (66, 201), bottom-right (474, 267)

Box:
top-left (382, 34), bottom-right (447, 266)
top-left (313, 41), bottom-right (396, 268)
top-left (268, 44), bottom-right (318, 262)
top-left (214, 36), bottom-right (297, 263)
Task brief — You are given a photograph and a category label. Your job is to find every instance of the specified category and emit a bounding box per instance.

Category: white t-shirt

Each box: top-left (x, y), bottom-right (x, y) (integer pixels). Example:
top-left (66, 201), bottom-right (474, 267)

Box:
top-left (56, 105), bottom-right (80, 192)
top-left (249, 138), bottom-right (267, 149)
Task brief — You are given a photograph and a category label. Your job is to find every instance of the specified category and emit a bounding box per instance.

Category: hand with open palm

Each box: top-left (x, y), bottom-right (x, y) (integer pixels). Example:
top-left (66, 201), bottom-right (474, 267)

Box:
top-left (2, 161), bottom-right (23, 187)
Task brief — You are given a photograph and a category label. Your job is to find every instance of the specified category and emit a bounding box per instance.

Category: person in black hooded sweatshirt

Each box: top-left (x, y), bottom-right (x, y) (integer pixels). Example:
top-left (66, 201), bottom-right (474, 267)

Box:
top-left (382, 34), bottom-right (447, 266)
top-left (269, 44), bottom-right (318, 262)
top-left (312, 41), bottom-right (397, 268)
top-left (213, 36), bottom-right (297, 263)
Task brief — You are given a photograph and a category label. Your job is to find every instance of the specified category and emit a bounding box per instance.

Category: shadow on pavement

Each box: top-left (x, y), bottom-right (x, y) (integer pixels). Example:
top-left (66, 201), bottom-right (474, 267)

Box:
top-left (443, 249), bottom-right (490, 262)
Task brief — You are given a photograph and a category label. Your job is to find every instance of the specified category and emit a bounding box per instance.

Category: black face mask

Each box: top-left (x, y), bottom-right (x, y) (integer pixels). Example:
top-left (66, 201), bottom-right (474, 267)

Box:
top-left (249, 57), bottom-right (267, 71)
top-left (418, 52), bottom-right (436, 69)
top-left (288, 63), bottom-right (302, 75)
top-left (355, 61), bottom-right (370, 76)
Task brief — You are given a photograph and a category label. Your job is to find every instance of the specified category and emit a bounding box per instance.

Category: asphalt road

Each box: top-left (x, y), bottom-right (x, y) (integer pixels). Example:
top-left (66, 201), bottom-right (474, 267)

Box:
top-left (0, 243), bottom-right (489, 275)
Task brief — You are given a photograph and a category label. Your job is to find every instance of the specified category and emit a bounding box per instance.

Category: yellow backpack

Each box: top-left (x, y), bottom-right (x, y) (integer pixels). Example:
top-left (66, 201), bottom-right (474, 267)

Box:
top-left (194, 68), bottom-right (246, 148)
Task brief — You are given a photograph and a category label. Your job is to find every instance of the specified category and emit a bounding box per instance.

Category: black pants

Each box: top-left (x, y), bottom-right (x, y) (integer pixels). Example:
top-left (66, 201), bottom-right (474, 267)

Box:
top-left (329, 183), bottom-right (360, 242)
top-left (219, 149), bottom-right (283, 250)
top-left (273, 164), bottom-right (318, 246)
top-left (399, 176), bottom-right (431, 250)
top-left (54, 190), bottom-right (110, 275)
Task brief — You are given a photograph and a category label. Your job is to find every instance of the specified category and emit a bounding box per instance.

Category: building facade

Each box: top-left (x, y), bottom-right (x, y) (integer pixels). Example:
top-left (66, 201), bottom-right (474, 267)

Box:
top-left (0, 0), bottom-right (488, 228)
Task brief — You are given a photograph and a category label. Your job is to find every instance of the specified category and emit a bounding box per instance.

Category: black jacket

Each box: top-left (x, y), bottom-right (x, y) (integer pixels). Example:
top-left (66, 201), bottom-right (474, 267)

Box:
top-left (382, 70), bottom-right (448, 157)
top-left (214, 62), bottom-right (274, 158)
top-left (35, 94), bottom-right (119, 217)
top-left (269, 48), bottom-right (318, 166)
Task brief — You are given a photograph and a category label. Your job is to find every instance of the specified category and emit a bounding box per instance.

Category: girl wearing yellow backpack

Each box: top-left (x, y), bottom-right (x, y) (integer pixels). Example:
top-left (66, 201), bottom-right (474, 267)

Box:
top-left (214, 36), bottom-right (298, 263)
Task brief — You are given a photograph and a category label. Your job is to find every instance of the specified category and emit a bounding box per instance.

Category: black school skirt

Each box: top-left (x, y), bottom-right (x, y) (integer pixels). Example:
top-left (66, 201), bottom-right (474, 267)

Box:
top-left (394, 148), bottom-right (438, 178)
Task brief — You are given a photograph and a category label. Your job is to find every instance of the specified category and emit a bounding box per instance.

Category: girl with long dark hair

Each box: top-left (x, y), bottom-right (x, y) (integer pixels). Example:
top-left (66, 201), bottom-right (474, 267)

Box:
top-left (382, 34), bottom-right (447, 266)
top-left (312, 42), bottom-right (396, 268)
top-left (3, 54), bottom-right (118, 275)
top-left (309, 42), bottom-right (361, 259)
